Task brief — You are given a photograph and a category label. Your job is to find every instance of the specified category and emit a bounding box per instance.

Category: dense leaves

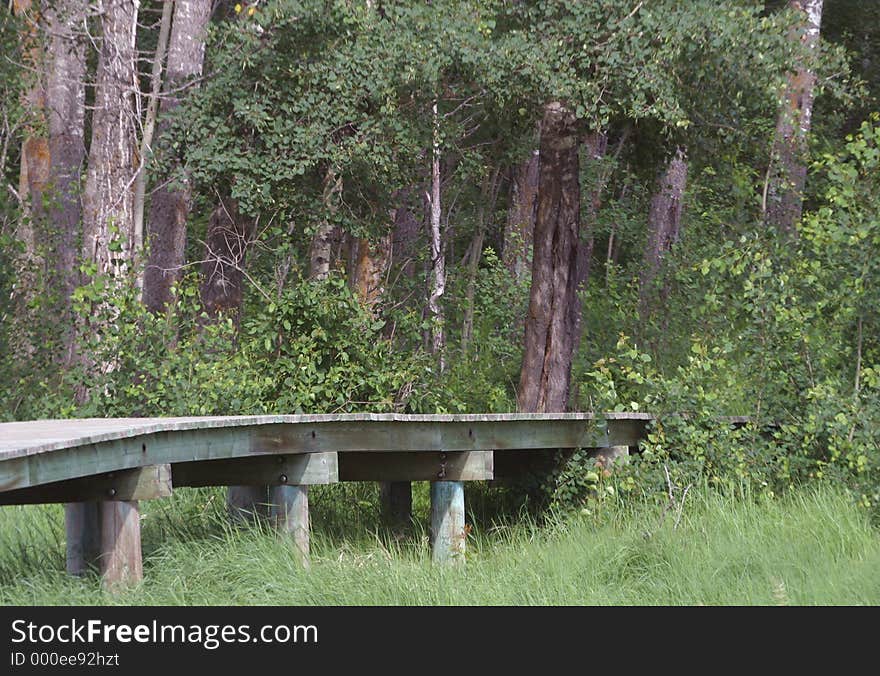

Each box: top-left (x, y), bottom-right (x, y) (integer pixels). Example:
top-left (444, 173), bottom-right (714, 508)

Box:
top-left (1, 0), bottom-right (879, 515)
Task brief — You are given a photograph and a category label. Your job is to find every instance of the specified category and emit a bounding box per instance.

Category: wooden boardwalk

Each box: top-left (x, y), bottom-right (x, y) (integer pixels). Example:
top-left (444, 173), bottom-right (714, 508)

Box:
top-left (0, 413), bottom-right (655, 586)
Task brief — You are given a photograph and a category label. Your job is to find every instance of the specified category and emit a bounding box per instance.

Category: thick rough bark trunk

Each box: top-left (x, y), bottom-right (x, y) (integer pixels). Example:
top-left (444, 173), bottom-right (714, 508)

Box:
top-left (517, 102), bottom-right (581, 414)
top-left (199, 198), bottom-right (253, 323)
top-left (346, 230), bottom-right (392, 316)
top-left (638, 147), bottom-right (688, 324)
top-left (503, 150), bottom-right (539, 284)
top-left (765, 0), bottom-right (824, 233)
top-left (143, 0), bottom-right (213, 314)
top-left (44, 0), bottom-right (87, 364)
top-left (81, 0), bottom-right (140, 280)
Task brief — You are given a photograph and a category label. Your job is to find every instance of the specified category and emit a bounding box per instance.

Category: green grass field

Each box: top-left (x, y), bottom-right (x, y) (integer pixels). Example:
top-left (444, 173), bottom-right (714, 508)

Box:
top-left (1, 484), bottom-right (877, 605)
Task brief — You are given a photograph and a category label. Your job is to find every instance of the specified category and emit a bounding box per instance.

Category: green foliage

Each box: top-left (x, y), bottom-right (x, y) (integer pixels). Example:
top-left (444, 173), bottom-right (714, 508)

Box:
top-left (240, 275), bottom-right (435, 413)
top-left (443, 247), bottom-right (529, 413)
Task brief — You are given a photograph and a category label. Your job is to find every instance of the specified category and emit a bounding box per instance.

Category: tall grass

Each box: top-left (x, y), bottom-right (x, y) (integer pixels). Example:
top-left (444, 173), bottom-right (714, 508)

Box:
top-left (0, 485), bottom-right (877, 605)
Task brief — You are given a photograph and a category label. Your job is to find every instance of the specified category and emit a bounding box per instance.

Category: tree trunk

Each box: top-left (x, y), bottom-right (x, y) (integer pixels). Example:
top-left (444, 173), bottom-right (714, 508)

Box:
top-left (638, 147), bottom-right (688, 325)
top-left (462, 166), bottom-right (502, 353)
top-left (517, 102), bottom-right (581, 414)
top-left (199, 198), bottom-right (253, 323)
top-left (132, 0), bottom-right (173, 278)
top-left (426, 100), bottom-right (446, 371)
top-left (503, 150), bottom-right (539, 284)
top-left (81, 0), bottom-right (140, 281)
top-left (347, 231), bottom-right (392, 317)
top-left (143, 0), bottom-right (213, 314)
top-left (44, 0), bottom-right (87, 365)
top-left (764, 0), bottom-right (824, 233)
top-left (308, 168), bottom-right (342, 280)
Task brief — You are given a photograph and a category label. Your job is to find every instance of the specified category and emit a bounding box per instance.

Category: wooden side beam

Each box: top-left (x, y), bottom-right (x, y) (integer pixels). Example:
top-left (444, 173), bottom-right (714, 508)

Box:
top-left (1, 465), bottom-right (172, 506)
top-left (172, 452), bottom-right (337, 487)
top-left (339, 451), bottom-right (492, 482)
top-left (431, 481), bottom-right (466, 564)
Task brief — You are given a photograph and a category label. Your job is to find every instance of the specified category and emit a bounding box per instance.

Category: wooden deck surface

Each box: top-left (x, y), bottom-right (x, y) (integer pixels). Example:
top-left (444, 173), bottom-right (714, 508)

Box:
top-left (0, 412), bottom-right (654, 459)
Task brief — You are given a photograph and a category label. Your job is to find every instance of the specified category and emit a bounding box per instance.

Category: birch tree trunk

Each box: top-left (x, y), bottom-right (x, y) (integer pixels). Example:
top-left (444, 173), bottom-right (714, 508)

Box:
top-left (427, 100), bottom-right (446, 371)
top-left (764, 0), bottom-right (824, 233)
top-left (143, 0), bottom-right (213, 314)
top-left (81, 0), bottom-right (140, 281)
top-left (132, 0), bottom-right (173, 274)
top-left (517, 102), bottom-right (580, 414)
top-left (308, 168), bottom-right (342, 280)
top-left (638, 147), bottom-right (688, 326)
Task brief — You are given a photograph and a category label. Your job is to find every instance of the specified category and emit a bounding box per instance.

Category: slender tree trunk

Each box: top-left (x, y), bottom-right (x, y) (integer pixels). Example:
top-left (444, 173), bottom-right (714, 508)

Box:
top-left (81, 0), bottom-right (140, 281)
top-left (308, 168), bottom-right (342, 280)
top-left (638, 147), bottom-right (688, 326)
top-left (462, 166), bottom-right (502, 353)
top-left (427, 100), bottom-right (446, 371)
top-left (764, 0), bottom-right (824, 233)
top-left (517, 102), bottom-right (581, 414)
top-left (44, 0), bottom-right (87, 365)
top-left (143, 0), bottom-right (213, 314)
top-left (503, 150), bottom-right (539, 284)
top-left (132, 0), bottom-right (173, 282)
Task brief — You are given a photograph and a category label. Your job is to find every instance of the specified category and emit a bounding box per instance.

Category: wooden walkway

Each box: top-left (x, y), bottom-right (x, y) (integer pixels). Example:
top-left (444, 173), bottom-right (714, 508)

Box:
top-left (0, 413), bottom-right (654, 587)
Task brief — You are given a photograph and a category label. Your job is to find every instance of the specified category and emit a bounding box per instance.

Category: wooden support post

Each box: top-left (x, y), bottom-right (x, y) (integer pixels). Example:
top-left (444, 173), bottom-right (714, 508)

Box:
top-left (227, 485), bottom-right (268, 523)
top-left (380, 481), bottom-right (412, 530)
top-left (99, 500), bottom-right (143, 589)
top-left (65, 501), bottom-right (101, 576)
top-left (430, 481), bottom-right (466, 564)
top-left (269, 485), bottom-right (310, 567)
